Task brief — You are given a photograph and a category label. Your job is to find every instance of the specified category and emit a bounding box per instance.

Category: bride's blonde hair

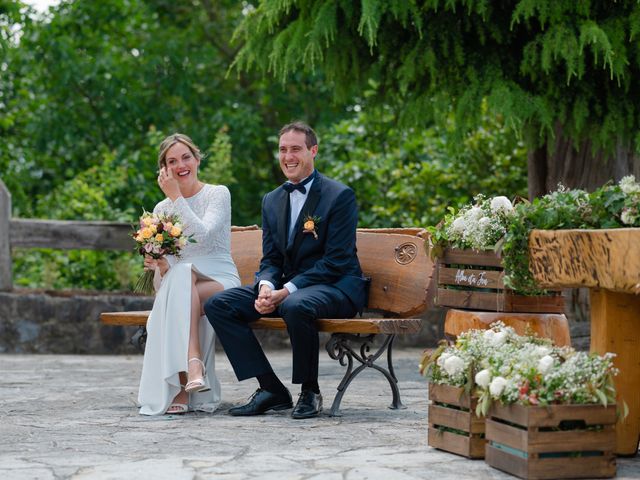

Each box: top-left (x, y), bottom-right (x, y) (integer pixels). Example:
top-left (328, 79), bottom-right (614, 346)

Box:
top-left (157, 133), bottom-right (202, 169)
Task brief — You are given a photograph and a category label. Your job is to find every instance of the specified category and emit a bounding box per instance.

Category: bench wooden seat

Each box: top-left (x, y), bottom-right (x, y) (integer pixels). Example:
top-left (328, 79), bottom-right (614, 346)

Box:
top-left (102, 311), bottom-right (422, 335)
top-left (100, 226), bottom-right (432, 415)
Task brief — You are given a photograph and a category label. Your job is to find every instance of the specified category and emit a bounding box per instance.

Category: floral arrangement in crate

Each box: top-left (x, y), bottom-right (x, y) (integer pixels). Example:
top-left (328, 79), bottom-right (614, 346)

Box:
top-left (429, 175), bottom-right (640, 295)
top-left (420, 322), bottom-right (550, 392)
top-left (420, 322), bottom-right (621, 417)
top-left (428, 194), bottom-right (515, 257)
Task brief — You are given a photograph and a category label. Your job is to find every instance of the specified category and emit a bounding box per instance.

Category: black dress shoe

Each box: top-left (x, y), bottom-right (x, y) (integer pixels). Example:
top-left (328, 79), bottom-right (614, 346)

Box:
top-left (291, 390), bottom-right (322, 419)
top-left (228, 388), bottom-right (292, 416)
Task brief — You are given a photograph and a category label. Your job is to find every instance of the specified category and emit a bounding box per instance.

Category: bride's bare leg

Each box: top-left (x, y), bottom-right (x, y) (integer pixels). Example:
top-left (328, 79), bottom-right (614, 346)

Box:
top-left (186, 272), bottom-right (224, 384)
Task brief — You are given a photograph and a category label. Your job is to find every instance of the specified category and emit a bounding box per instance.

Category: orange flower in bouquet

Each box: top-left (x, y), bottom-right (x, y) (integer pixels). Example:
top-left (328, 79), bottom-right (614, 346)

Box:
top-left (132, 210), bottom-right (195, 294)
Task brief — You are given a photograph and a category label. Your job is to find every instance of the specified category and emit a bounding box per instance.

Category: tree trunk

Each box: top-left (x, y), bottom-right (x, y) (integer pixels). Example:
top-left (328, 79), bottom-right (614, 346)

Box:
top-left (526, 123), bottom-right (640, 328)
top-left (527, 123), bottom-right (640, 198)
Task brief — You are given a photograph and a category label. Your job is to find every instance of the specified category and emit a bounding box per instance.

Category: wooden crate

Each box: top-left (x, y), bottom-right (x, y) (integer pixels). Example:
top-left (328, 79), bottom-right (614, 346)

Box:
top-left (435, 248), bottom-right (564, 313)
top-left (428, 383), bottom-right (485, 459)
top-left (485, 403), bottom-right (617, 479)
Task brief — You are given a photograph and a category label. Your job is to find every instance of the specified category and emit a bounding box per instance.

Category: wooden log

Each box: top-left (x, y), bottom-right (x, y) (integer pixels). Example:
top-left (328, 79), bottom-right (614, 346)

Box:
top-left (529, 228), bottom-right (640, 294)
top-left (444, 309), bottom-right (571, 347)
top-left (9, 220), bottom-right (261, 252)
top-left (10, 218), bottom-right (136, 251)
top-left (0, 179), bottom-right (12, 291)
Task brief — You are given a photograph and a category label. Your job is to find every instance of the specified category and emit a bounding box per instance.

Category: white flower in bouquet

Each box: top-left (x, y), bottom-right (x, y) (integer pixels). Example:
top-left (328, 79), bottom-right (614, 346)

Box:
top-left (443, 355), bottom-right (465, 376)
top-left (489, 376), bottom-right (508, 396)
top-left (450, 216), bottom-right (466, 234)
top-left (537, 355), bottom-right (555, 374)
top-left (621, 208), bottom-right (638, 225)
top-left (490, 196), bottom-right (514, 215)
top-left (467, 206), bottom-right (484, 220)
top-left (483, 329), bottom-right (496, 342)
top-left (534, 345), bottom-right (551, 357)
top-left (619, 175), bottom-right (640, 195)
top-left (490, 330), bottom-right (508, 347)
top-left (475, 369), bottom-right (492, 388)
top-left (436, 352), bottom-right (451, 368)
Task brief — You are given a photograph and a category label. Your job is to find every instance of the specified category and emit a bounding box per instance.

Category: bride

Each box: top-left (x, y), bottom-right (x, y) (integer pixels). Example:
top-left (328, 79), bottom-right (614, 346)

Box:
top-left (138, 133), bottom-right (240, 415)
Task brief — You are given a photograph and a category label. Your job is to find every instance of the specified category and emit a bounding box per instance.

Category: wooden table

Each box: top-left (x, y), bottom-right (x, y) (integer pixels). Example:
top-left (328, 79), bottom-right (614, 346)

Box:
top-left (529, 228), bottom-right (640, 455)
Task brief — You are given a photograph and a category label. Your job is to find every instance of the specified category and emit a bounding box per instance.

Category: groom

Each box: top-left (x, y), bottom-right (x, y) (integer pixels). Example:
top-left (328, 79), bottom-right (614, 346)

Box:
top-left (204, 121), bottom-right (367, 419)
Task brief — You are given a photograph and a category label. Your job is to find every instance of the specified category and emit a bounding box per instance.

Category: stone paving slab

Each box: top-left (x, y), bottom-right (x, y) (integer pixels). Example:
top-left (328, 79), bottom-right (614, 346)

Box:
top-left (1, 349), bottom-right (638, 479)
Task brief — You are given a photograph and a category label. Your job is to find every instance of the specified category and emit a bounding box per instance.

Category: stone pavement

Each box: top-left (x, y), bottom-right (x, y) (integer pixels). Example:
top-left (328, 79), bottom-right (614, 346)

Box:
top-left (1, 349), bottom-right (639, 480)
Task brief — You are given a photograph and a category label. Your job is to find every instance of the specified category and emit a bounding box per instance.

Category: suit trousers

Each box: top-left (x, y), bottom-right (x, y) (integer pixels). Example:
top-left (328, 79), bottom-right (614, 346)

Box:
top-left (204, 284), bottom-right (358, 385)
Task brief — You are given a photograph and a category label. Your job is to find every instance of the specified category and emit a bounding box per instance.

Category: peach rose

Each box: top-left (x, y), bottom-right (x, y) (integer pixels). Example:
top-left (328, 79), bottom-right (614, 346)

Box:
top-left (141, 228), bottom-right (153, 239)
top-left (170, 226), bottom-right (182, 237)
top-left (155, 233), bottom-right (164, 242)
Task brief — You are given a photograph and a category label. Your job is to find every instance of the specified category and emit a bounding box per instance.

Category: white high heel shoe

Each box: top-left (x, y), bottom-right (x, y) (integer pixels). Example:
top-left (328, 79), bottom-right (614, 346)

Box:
top-left (185, 358), bottom-right (210, 393)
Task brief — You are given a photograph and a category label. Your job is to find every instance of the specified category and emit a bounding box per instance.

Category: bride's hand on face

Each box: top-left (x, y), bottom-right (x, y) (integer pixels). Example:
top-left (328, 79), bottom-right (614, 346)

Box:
top-left (143, 255), bottom-right (170, 276)
top-left (157, 166), bottom-right (181, 201)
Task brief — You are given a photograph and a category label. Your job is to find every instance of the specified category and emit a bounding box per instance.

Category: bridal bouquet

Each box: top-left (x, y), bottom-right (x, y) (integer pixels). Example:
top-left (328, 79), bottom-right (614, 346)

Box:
top-left (132, 210), bottom-right (194, 294)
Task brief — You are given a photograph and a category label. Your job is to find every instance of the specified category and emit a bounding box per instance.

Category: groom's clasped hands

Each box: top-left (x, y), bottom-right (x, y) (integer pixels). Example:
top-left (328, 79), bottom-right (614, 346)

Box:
top-left (254, 284), bottom-right (289, 315)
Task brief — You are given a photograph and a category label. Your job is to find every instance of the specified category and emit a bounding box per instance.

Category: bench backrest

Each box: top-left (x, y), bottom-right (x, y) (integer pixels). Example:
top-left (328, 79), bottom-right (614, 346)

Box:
top-left (230, 227), bottom-right (432, 317)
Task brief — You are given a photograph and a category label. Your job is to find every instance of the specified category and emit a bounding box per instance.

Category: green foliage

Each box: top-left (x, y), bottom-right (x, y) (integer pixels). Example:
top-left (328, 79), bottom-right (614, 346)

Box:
top-left (234, 0), bottom-right (640, 152)
top-left (199, 126), bottom-right (235, 188)
top-left (318, 101), bottom-right (527, 228)
top-left (2, 0), bottom-right (531, 291)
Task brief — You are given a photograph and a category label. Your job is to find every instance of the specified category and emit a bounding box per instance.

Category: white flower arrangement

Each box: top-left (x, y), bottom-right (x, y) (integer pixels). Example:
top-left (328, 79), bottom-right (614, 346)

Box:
top-left (419, 322), bottom-right (547, 390)
top-left (619, 175), bottom-right (640, 195)
top-left (618, 175), bottom-right (640, 225)
top-left (438, 194), bottom-right (515, 251)
top-left (420, 322), bottom-right (620, 417)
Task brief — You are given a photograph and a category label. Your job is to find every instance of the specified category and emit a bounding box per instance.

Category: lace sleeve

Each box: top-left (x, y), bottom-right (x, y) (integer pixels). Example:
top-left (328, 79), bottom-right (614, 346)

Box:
top-left (170, 185), bottom-right (231, 246)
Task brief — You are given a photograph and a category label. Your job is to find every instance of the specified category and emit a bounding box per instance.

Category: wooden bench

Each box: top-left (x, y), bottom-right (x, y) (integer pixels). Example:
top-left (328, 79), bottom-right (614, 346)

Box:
top-left (101, 227), bottom-right (432, 415)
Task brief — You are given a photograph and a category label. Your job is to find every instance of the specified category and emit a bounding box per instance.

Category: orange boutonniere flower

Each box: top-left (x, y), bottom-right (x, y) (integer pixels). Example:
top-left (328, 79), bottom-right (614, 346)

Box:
top-left (302, 214), bottom-right (321, 240)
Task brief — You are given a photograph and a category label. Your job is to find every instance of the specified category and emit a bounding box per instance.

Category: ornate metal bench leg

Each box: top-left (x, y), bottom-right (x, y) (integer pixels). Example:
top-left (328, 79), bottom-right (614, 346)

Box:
top-left (325, 333), bottom-right (405, 416)
top-left (130, 326), bottom-right (147, 352)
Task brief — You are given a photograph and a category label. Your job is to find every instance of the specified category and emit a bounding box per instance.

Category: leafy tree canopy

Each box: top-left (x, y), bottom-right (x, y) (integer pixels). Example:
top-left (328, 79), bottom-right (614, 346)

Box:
top-left (233, 0), bottom-right (640, 152)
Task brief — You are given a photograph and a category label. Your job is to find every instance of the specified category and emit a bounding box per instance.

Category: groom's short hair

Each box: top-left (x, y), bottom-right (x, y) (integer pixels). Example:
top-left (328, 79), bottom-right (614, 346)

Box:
top-left (279, 121), bottom-right (318, 149)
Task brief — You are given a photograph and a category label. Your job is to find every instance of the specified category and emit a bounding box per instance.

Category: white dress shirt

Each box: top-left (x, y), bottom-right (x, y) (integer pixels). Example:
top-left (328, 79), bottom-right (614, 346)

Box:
top-left (260, 176), bottom-right (315, 295)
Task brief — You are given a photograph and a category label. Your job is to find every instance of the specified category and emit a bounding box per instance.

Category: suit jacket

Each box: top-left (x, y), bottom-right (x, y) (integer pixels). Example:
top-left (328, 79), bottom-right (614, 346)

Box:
top-left (255, 172), bottom-right (367, 312)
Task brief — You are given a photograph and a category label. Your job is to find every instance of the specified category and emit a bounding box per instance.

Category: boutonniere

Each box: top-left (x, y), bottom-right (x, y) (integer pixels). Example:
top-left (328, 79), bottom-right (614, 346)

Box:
top-left (302, 214), bottom-right (321, 240)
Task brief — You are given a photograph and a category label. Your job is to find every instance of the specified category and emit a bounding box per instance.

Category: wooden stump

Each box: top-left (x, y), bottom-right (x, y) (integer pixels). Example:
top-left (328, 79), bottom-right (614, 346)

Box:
top-left (529, 228), bottom-right (640, 455)
top-left (444, 309), bottom-right (571, 347)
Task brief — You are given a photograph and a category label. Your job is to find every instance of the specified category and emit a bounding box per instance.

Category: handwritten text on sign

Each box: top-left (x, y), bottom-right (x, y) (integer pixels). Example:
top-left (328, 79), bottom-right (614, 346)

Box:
top-left (455, 269), bottom-right (490, 287)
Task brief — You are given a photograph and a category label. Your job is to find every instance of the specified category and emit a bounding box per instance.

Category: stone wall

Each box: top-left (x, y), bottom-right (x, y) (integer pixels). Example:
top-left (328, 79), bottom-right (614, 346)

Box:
top-left (0, 289), bottom-right (445, 354)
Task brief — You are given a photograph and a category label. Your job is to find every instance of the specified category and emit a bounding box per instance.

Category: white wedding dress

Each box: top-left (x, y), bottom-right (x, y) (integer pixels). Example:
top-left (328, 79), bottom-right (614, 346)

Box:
top-left (138, 184), bottom-right (240, 415)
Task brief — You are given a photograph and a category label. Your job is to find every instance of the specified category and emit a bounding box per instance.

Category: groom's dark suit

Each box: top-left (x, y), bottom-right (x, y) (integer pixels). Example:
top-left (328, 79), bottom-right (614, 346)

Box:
top-left (204, 172), bottom-right (367, 385)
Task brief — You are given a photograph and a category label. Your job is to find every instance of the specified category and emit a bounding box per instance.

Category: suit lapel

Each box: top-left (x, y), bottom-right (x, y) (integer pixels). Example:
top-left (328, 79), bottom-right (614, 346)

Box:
top-left (288, 174), bottom-right (322, 255)
top-left (275, 188), bottom-right (289, 253)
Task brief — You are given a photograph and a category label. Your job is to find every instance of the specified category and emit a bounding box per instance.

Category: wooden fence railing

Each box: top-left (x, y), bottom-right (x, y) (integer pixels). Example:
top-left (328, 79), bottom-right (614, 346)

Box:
top-left (0, 178), bottom-right (140, 291)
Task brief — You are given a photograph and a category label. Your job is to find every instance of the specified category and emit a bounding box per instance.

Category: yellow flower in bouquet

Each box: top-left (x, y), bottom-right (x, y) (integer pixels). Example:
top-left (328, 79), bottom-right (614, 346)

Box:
top-left (132, 210), bottom-right (195, 294)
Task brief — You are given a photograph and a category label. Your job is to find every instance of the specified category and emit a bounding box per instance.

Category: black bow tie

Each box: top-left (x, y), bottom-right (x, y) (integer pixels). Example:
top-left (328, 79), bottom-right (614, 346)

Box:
top-left (282, 171), bottom-right (315, 194)
top-left (282, 182), bottom-right (307, 194)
